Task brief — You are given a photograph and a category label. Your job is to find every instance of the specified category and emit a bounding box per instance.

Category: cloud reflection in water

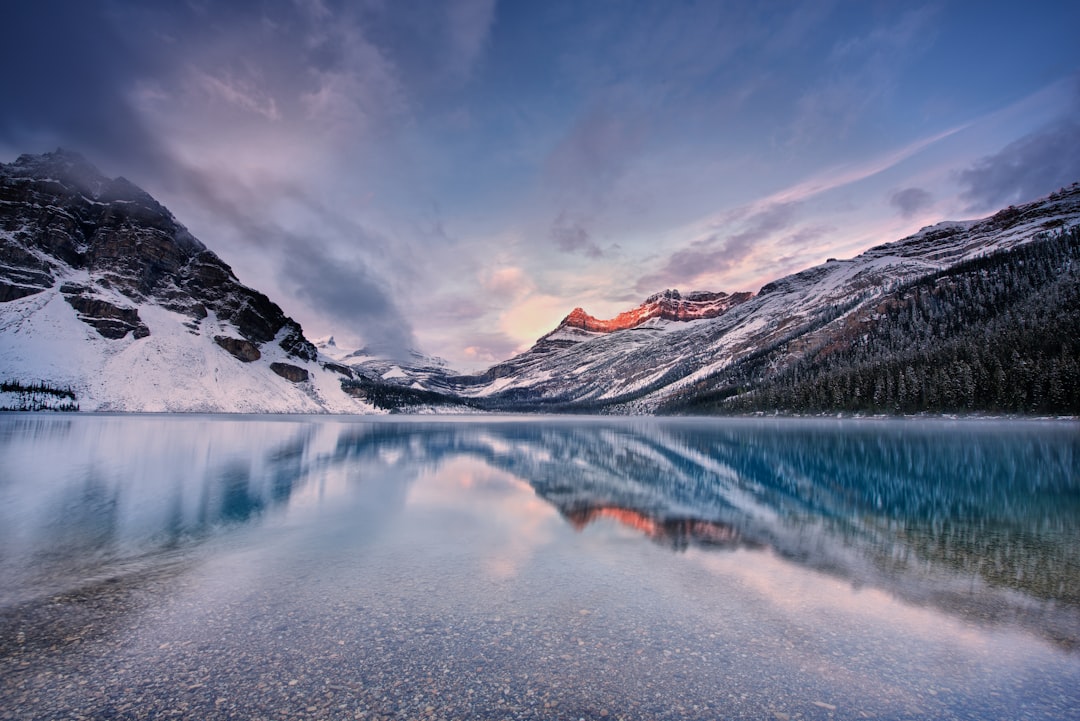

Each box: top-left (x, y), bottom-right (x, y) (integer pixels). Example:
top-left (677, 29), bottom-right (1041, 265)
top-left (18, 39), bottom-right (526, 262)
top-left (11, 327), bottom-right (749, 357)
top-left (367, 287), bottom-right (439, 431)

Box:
top-left (1, 415), bottom-right (1077, 649)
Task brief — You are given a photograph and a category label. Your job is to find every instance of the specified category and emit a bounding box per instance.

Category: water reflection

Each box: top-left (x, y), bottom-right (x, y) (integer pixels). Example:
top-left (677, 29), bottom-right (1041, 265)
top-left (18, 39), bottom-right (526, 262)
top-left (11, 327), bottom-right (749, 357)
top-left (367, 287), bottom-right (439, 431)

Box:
top-left (1, 415), bottom-right (1077, 648)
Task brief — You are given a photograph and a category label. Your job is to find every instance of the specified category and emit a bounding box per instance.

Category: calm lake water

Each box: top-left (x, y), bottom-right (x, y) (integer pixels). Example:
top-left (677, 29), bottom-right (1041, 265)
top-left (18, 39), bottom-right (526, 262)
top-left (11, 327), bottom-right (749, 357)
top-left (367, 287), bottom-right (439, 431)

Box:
top-left (1, 414), bottom-right (1078, 720)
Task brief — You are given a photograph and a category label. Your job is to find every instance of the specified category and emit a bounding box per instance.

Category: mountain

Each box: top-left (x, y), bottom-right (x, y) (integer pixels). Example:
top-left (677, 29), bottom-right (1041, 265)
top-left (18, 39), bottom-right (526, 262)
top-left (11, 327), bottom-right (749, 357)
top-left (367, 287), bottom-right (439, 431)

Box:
top-left (668, 224), bottom-right (1080, 415)
top-left (4, 148), bottom-right (1077, 415)
top-left (0, 150), bottom-right (370, 413)
top-left (419, 289), bottom-right (749, 403)
top-left (557, 289), bottom-right (753, 334)
top-left (431, 184), bottom-right (1080, 414)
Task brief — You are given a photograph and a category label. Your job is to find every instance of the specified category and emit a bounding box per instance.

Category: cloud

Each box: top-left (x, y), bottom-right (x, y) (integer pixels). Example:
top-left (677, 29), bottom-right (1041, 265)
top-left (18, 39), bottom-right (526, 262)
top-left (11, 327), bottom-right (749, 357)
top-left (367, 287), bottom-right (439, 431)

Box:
top-left (789, 6), bottom-right (936, 145)
top-left (721, 124), bottom-right (967, 215)
top-left (298, 16), bottom-right (409, 135)
top-left (719, 202), bottom-right (800, 256)
top-left (443, 0), bottom-right (498, 83)
top-left (538, 101), bottom-right (651, 263)
top-left (549, 212), bottom-right (603, 258)
top-left (889, 187), bottom-right (933, 218)
top-left (0, 2), bottom-right (161, 170)
top-left (341, 0), bottom-right (495, 96)
top-left (957, 119), bottom-right (1080, 211)
top-left (284, 245), bottom-right (416, 359)
top-left (636, 202), bottom-right (799, 292)
top-left (499, 294), bottom-right (569, 349)
top-left (192, 70), bottom-right (282, 120)
top-left (0, 1), bottom-right (441, 360)
top-left (163, 163), bottom-right (417, 360)
top-left (482, 266), bottom-right (534, 300)
top-left (461, 331), bottom-right (525, 366)
top-left (545, 105), bottom-right (646, 203)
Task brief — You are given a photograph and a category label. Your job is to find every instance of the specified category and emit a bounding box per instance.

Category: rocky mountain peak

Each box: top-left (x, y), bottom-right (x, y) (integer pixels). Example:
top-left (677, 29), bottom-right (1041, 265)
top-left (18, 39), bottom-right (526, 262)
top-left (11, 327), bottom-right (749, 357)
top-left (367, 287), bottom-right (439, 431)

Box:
top-left (641, 288), bottom-right (683, 303)
top-left (555, 288), bottom-right (753, 334)
top-left (8, 148), bottom-right (110, 198)
top-left (0, 150), bottom-right (314, 360)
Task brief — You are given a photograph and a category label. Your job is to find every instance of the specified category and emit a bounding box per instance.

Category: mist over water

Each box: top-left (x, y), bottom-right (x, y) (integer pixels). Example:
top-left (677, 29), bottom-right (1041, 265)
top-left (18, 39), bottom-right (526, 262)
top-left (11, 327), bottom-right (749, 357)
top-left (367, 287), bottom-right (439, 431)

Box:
top-left (1, 415), bottom-right (1078, 719)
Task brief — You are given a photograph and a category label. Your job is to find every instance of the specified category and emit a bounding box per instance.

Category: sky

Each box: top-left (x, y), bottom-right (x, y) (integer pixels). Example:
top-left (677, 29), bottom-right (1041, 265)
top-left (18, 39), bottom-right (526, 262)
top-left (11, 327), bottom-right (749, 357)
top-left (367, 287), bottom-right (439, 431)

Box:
top-left (1, 0), bottom-right (1079, 370)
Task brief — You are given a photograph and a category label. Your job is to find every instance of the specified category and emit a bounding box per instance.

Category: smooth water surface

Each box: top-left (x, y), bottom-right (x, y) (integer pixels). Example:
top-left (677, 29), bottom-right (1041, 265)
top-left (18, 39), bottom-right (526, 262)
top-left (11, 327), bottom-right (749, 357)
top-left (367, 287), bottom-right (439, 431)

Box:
top-left (1, 414), bottom-right (1078, 720)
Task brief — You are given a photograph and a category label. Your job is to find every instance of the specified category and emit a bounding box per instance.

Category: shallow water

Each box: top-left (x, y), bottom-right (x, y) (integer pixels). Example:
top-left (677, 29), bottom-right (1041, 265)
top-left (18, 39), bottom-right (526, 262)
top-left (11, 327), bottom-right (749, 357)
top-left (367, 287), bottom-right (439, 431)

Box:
top-left (1, 414), bottom-right (1078, 720)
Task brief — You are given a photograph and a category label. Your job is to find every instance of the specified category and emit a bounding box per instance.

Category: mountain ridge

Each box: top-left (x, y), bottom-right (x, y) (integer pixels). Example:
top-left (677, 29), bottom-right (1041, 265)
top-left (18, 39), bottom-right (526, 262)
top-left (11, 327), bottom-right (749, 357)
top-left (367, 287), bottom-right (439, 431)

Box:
top-left (410, 182), bottom-right (1080, 413)
top-left (0, 149), bottom-right (371, 413)
top-left (2, 148), bottom-right (1078, 415)
top-left (553, 289), bottom-right (754, 336)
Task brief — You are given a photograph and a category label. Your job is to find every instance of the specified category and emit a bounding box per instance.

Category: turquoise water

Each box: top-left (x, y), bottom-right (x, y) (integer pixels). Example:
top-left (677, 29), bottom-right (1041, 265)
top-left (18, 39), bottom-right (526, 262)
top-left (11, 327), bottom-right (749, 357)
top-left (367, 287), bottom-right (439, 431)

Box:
top-left (1, 415), bottom-right (1078, 719)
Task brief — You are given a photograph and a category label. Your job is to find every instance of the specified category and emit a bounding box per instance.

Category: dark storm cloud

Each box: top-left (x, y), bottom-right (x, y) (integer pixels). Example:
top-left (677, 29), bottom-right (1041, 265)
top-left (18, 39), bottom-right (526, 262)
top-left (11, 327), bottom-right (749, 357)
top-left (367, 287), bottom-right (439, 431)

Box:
top-left (889, 187), bottom-right (933, 218)
top-left (0, 0), bottom-right (422, 358)
top-left (957, 119), bottom-right (1080, 212)
top-left (0, 2), bottom-right (161, 169)
top-left (1, 1), bottom-right (304, 168)
top-left (170, 167), bottom-right (416, 360)
top-left (285, 248), bottom-right (416, 361)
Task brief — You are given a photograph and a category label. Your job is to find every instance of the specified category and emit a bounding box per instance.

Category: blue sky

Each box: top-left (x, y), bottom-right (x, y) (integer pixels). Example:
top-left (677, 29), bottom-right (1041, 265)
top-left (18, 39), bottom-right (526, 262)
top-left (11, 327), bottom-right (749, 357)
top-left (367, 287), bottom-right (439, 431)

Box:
top-left (2, 0), bottom-right (1078, 368)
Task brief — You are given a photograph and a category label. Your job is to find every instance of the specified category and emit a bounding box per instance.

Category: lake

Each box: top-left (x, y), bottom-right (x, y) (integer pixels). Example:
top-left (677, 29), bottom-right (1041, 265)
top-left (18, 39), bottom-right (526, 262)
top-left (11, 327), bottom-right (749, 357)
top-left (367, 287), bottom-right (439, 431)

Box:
top-left (1, 414), bottom-right (1078, 720)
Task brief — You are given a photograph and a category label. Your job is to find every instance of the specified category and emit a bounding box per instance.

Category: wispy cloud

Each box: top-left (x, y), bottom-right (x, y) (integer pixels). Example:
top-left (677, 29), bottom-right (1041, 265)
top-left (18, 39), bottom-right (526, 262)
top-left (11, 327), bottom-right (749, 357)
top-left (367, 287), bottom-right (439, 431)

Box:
top-left (191, 69), bottom-right (281, 120)
top-left (636, 125), bottom-right (964, 293)
top-left (443, 0), bottom-right (498, 83)
top-left (636, 202), bottom-right (803, 293)
top-left (762, 124), bottom-right (968, 208)
top-left (482, 266), bottom-right (534, 301)
top-left (298, 17), bottom-right (409, 135)
top-left (461, 331), bottom-right (524, 366)
top-left (788, 6), bottom-right (936, 145)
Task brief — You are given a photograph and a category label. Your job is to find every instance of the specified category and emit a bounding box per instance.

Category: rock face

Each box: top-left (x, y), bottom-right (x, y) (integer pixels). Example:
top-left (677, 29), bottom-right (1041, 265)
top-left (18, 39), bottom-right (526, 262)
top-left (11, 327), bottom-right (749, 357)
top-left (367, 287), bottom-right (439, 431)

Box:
top-left (215, 336), bottom-right (262, 363)
top-left (270, 362), bottom-right (310, 383)
top-left (0, 149), bottom-right (366, 413)
top-left (559, 290), bottom-right (752, 333)
top-left (61, 282), bottom-right (150, 339)
top-left (0, 149), bottom-right (316, 360)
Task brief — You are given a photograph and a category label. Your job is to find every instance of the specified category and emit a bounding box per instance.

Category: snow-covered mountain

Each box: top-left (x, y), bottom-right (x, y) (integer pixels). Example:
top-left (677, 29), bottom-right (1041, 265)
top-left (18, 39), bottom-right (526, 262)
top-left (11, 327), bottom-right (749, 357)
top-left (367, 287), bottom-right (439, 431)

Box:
top-left (436, 184), bottom-right (1080, 412)
top-left (337, 346), bottom-right (454, 390)
top-left (3, 148), bottom-right (1076, 415)
top-left (0, 150), bottom-right (371, 413)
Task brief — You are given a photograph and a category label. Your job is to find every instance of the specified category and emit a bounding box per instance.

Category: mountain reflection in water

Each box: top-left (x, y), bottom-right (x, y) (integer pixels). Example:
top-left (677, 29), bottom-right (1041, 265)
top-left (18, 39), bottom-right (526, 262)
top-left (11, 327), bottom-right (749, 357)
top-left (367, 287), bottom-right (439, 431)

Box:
top-left (1, 415), bottom-right (1077, 649)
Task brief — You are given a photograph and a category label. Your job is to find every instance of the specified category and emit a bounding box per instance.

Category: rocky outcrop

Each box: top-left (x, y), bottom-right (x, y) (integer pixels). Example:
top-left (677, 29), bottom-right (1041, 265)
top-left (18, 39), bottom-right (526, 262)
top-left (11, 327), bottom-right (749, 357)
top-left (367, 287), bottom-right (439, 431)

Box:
top-left (0, 242), bottom-right (55, 301)
top-left (0, 150), bottom-right (317, 361)
top-left (215, 335), bottom-right (261, 362)
top-left (61, 290), bottom-right (150, 339)
top-left (321, 361), bottom-right (354, 378)
top-left (270, 362), bottom-right (309, 383)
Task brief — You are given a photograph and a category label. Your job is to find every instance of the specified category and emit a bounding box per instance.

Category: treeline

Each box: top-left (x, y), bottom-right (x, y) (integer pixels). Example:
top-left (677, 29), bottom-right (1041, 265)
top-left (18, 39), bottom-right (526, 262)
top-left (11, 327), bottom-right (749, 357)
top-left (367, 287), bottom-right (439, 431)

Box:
top-left (0, 379), bottom-right (80, 412)
top-left (341, 376), bottom-right (479, 412)
top-left (663, 226), bottom-right (1080, 415)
